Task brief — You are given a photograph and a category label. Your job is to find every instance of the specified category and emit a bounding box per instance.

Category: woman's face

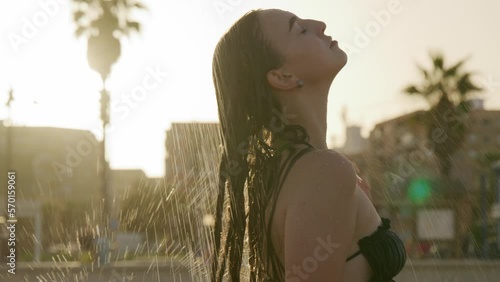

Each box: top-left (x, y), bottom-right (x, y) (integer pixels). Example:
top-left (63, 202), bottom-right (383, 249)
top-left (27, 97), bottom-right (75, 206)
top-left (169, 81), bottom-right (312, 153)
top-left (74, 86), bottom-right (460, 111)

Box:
top-left (258, 9), bottom-right (347, 87)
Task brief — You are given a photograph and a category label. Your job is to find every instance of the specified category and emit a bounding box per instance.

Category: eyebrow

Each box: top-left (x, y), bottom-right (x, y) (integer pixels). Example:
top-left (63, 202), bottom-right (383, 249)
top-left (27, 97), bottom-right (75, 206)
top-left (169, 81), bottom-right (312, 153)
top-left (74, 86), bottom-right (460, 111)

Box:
top-left (289, 15), bottom-right (298, 32)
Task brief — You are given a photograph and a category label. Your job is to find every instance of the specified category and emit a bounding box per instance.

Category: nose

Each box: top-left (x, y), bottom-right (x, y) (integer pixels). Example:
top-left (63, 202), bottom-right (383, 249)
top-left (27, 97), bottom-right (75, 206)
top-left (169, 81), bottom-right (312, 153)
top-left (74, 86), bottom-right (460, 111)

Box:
top-left (317, 20), bottom-right (327, 35)
top-left (303, 19), bottom-right (328, 36)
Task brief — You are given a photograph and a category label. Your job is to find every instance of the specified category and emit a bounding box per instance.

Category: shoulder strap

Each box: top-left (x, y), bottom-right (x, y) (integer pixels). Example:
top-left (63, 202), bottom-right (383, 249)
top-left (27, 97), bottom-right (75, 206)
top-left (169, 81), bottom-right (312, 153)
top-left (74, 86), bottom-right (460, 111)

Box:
top-left (346, 250), bottom-right (362, 262)
top-left (264, 144), bottom-right (315, 278)
top-left (266, 143), bottom-right (315, 246)
top-left (275, 144), bottom-right (315, 195)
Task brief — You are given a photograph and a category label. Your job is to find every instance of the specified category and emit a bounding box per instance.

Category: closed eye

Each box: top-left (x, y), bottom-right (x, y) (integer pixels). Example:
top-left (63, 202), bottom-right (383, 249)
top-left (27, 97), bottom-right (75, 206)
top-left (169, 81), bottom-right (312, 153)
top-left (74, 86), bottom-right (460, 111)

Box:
top-left (297, 20), bottom-right (307, 34)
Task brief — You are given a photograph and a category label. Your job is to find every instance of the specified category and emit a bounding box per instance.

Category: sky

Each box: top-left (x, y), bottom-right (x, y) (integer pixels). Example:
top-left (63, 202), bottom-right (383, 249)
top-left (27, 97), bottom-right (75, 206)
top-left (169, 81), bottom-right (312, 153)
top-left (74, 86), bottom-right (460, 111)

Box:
top-left (0, 0), bottom-right (499, 177)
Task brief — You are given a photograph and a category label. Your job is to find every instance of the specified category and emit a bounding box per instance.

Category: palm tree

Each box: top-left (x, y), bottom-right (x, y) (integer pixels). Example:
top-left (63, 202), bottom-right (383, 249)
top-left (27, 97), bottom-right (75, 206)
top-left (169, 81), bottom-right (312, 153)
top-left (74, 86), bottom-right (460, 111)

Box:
top-left (72, 0), bottom-right (146, 227)
top-left (403, 51), bottom-right (483, 177)
top-left (402, 51), bottom-right (483, 258)
top-left (73, 0), bottom-right (145, 81)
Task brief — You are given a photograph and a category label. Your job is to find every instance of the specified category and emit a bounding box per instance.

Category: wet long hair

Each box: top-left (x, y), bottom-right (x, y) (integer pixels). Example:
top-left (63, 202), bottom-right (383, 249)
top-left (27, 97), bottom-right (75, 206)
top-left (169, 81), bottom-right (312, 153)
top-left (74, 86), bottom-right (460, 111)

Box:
top-left (210, 9), bottom-right (312, 282)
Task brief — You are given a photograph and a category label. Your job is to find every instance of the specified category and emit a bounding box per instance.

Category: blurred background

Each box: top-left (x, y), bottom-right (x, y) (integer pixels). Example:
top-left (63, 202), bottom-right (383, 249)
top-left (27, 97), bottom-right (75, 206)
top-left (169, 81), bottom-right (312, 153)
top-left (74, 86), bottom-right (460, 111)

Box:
top-left (0, 0), bottom-right (499, 281)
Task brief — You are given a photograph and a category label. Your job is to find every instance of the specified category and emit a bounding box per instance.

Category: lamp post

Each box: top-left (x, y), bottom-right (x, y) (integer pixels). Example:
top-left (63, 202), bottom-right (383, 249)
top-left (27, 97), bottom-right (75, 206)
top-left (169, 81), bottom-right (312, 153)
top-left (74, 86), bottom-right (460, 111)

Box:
top-left (99, 84), bottom-right (111, 229)
top-left (94, 81), bottom-right (112, 266)
top-left (72, 0), bottom-right (146, 264)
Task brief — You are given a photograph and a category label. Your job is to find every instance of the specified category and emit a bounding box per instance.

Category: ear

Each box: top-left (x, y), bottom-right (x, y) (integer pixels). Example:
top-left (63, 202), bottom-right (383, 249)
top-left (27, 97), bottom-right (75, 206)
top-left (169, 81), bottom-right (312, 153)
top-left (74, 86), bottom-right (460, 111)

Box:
top-left (266, 68), bottom-right (299, 90)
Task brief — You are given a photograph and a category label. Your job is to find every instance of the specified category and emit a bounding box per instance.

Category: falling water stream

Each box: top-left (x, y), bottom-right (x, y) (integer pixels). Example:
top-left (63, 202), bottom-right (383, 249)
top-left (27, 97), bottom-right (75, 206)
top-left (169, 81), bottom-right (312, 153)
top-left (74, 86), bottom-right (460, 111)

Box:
top-left (1, 123), bottom-right (500, 282)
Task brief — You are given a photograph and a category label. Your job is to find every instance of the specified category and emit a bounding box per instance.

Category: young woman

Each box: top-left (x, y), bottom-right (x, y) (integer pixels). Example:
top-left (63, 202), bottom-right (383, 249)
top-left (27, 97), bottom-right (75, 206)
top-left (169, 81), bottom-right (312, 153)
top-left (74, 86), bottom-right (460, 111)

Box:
top-left (210, 8), bottom-right (406, 282)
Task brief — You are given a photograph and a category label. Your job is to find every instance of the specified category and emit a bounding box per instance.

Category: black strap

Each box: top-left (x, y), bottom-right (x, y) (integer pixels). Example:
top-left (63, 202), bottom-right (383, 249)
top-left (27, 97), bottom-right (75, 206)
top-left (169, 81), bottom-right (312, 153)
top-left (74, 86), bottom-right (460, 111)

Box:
top-left (346, 250), bottom-right (362, 262)
top-left (274, 143), bottom-right (314, 191)
top-left (266, 143), bottom-right (315, 269)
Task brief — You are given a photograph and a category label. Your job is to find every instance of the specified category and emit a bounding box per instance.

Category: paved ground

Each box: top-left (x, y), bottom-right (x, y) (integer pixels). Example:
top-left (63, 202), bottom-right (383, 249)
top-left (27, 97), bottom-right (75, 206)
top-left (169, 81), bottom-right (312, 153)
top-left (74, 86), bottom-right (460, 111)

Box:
top-left (1, 268), bottom-right (194, 282)
top-left (0, 260), bottom-right (196, 282)
top-left (395, 259), bottom-right (500, 282)
top-left (1, 258), bottom-right (500, 281)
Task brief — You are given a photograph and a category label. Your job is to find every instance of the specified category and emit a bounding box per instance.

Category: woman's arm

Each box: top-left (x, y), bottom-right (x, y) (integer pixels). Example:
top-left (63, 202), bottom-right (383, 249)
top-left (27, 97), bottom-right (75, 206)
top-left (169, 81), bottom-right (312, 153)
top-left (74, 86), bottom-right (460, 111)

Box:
top-left (283, 150), bottom-right (358, 282)
top-left (357, 175), bottom-right (372, 202)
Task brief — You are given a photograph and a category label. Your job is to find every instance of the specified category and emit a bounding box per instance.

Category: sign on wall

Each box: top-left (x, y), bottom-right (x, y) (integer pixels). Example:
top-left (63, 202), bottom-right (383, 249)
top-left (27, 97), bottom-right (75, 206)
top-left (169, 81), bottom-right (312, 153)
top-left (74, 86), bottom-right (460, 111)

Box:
top-left (417, 208), bottom-right (455, 240)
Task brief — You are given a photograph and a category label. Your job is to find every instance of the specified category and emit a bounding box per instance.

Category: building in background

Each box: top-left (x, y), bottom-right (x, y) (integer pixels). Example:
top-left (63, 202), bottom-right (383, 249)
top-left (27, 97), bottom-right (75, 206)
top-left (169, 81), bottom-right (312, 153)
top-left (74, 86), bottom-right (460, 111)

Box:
top-left (163, 122), bottom-right (222, 255)
top-left (164, 122), bottom-right (221, 187)
top-left (110, 169), bottom-right (147, 218)
top-left (0, 124), bottom-right (100, 201)
top-left (337, 125), bottom-right (369, 156)
top-left (366, 99), bottom-right (500, 259)
top-left (333, 125), bottom-right (371, 200)
top-left (368, 102), bottom-right (500, 204)
top-left (333, 106), bottom-right (371, 200)
top-left (0, 123), bottom-right (100, 261)
top-left (367, 110), bottom-right (433, 207)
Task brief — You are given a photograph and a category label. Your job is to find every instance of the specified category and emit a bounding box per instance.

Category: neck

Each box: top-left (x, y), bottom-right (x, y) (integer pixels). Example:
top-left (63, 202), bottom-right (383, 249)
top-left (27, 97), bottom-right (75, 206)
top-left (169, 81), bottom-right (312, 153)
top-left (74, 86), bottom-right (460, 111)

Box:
top-left (274, 82), bottom-right (330, 150)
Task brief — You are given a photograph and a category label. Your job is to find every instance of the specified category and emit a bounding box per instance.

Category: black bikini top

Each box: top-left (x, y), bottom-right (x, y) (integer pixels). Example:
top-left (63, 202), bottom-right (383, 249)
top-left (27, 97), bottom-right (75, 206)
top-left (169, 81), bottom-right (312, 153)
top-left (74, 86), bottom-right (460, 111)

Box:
top-left (345, 217), bottom-right (407, 282)
top-left (268, 131), bottom-right (406, 282)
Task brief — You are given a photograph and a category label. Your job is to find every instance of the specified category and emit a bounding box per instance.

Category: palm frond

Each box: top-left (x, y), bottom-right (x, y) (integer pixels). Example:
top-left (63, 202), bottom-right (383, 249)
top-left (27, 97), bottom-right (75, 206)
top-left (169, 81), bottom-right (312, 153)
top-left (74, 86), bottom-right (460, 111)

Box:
top-left (75, 25), bottom-right (88, 37)
top-left (417, 64), bottom-right (430, 79)
top-left (73, 10), bottom-right (85, 22)
top-left (126, 21), bottom-right (140, 32)
top-left (403, 85), bottom-right (422, 95)
top-left (456, 73), bottom-right (483, 95)
top-left (402, 50), bottom-right (484, 179)
top-left (443, 59), bottom-right (465, 78)
top-left (431, 52), bottom-right (444, 71)
top-left (131, 1), bottom-right (147, 9)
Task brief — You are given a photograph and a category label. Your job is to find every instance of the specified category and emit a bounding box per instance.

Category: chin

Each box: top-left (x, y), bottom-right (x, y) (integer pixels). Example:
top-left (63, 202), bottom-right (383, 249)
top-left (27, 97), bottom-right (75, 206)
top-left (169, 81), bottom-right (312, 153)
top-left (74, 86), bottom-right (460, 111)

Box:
top-left (337, 47), bottom-right (348, 67)
top-left (331, 49), bottom-right (348, 76)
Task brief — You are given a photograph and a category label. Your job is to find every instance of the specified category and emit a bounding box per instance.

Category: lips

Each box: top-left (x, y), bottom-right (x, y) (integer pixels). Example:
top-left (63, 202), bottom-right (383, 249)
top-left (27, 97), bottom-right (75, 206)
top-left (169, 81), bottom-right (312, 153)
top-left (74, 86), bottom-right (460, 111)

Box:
top-left (326, 36), bottom-right (337, 47)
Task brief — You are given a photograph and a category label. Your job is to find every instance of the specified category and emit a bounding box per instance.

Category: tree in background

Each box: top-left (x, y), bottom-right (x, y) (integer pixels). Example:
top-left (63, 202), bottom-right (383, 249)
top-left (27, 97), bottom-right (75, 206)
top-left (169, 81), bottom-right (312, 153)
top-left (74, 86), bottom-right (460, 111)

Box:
top-left (71, 0), bottom-right (146, 227)
top-left (73, 0), bottom-right (146, 81)
top-left (402, 50), bottom-right (484, 258)
top-left (403, 51), bottom-right (483, 177)
top-left (120, 178), bottom-right (205, 259)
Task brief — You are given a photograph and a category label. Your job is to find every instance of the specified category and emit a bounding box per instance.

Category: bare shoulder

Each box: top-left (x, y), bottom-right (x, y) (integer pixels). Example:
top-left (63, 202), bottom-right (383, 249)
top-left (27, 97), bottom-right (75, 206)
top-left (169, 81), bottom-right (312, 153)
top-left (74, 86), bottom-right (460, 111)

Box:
top-left (285, 148), bottom-right (357, 213)
top-left (282, 149), bottom-right (358, 281)
top-left (286, 149), bottom-right (357, 199)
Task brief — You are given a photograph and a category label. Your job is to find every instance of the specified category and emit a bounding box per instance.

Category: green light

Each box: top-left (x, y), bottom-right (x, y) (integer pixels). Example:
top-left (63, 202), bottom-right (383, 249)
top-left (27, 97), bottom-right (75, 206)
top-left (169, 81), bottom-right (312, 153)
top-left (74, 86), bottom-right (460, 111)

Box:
top-left (408, 178), bottom-right (432, 204)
